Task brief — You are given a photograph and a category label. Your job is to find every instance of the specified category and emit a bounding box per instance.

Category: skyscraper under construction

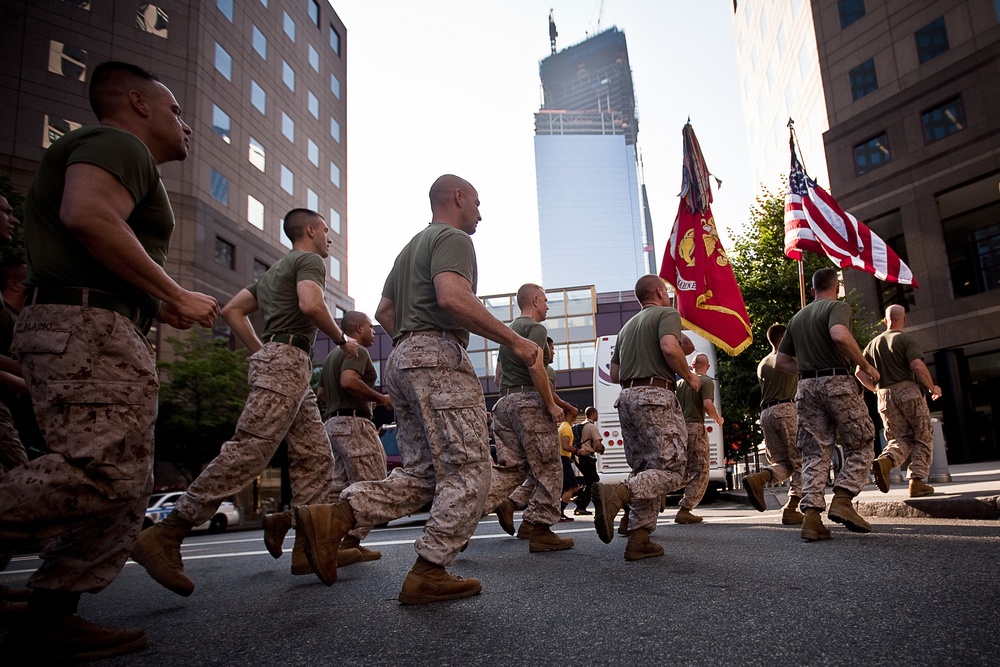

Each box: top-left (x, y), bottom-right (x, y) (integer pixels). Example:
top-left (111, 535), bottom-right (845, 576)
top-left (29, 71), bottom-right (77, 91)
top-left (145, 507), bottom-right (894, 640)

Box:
top-left (534, 27), bottom-right (654, 293)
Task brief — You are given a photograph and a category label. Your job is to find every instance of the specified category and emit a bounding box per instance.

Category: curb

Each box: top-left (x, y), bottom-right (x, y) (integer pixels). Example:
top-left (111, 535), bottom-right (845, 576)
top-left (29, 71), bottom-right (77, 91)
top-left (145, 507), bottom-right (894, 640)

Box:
top-left (856, 496), bottom-right (1000, 521)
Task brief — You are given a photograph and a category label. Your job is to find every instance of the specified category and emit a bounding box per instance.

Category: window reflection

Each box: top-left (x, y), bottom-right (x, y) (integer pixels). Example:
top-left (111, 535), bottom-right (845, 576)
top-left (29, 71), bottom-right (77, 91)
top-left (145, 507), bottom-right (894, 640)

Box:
top-left (48, 41), bottom-right (86, 81)
top-left (137, 3), bottom-right (169, 38)
top-left (248, 137), bottom-right (265, 172)
top-left (43, 115), bottom-right (81, 148)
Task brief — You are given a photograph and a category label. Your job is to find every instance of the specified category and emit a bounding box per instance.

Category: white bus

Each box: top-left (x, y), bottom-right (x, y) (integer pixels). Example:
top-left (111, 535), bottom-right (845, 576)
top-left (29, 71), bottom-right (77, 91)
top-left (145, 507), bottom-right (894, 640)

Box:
top-left (593, 332), bottom-right (726, 490)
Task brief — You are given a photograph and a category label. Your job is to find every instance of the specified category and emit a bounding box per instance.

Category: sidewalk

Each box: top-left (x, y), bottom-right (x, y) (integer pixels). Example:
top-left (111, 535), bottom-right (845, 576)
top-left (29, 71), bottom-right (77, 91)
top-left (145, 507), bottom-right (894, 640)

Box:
top-left (720, 460), bottom-right (1000, 520)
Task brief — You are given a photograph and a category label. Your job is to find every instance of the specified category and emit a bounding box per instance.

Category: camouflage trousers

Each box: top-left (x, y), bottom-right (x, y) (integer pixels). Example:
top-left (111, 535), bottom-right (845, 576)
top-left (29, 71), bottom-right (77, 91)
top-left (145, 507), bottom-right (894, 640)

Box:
top-left (342, 335), bottom-right (490, 567)
top-left (507, 473), bottom-right (535, 509)
top-left (796, 376), bottom-right (875, 511)
top-left (327, 415), bottom-right (386, 540)
top-left (877, 381), bottom-right (933, 480)
top-left (175, 343), bottom-right (336, 525)
top-left (483, 391), bottom-right (562, 526)
top-left (679, 421), bottom-right (710, 510)
top-left (760, 402), bottom-right (802, 498)
top-left (617, 386), bottom-right (688, 532)
top-left (0, 304), bottom-right (157, 593)
top-left (0, 400), bottom-right (27, 473)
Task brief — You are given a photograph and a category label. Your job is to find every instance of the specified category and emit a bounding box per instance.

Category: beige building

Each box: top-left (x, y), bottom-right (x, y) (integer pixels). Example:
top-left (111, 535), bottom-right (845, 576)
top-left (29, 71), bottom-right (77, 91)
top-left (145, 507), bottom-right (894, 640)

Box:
top-left (0, 0), bottom-right (353, 352)
top-left (814, 0), bottom-right (1000, 462)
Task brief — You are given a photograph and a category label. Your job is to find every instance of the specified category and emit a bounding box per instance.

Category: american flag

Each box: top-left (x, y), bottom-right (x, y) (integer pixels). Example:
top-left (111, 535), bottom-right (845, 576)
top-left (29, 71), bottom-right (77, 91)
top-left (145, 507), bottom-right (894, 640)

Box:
top-left (784, 145), bottom-right (918, 287)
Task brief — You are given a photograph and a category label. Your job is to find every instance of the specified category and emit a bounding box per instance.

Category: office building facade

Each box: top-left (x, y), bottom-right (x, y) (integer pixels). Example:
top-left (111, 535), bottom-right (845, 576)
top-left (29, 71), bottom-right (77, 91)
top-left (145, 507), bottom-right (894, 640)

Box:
top-left (813, 0), bottom-right (1000, 461)
top-left (0, 0), bottom-right (352, 353)
top-left (534, 28), bottom-right (652, 293)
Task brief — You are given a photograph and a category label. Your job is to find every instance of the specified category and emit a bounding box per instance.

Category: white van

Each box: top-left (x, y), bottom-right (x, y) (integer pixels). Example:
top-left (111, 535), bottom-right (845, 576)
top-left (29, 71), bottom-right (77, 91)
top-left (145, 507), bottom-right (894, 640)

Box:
top-left (592, 332), bottom-right (725, 490)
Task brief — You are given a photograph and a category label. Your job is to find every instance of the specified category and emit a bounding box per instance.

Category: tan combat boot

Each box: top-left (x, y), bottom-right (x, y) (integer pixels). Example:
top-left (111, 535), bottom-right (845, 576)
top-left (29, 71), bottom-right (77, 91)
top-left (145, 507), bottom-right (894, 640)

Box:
top-left (342, 535), bottom-right (381, 561)
top-left (397, 556), bottom-right (482, 604)
top-left (494, 499), bottom-right (516, 536)
top-left (782, 496), bottom-right (805, 525)
top-left (743, 469), bottom-right (773, 512)
top-left (909, 478), bottom-right (935, 497)
top-left (527, 522), bottom-right (574, 553)
top-left (592, 481), bottom-right (631, 543)
top-left (800, 508), bottom-right (831, 541)
top-left (617, 506), bottom-right (630, 536)
top-left (827, 489), bottom-right (872, 533)
top-left (624, 527), bottom-right (664, 561)
top-left (290, 532), bottom-right (362, 576)
top-left (674, 507), bottom-right (703, 524)
top-left (515, 522), bottom-right (531, 539)
top-left (131, 512), bottom-right (196, 596)
top-left (294, 502), bottom-right (357, 586)
top-left (263, 510), bottom-right (293, 559)
top-left (872, 457), bottom-right (893, 493)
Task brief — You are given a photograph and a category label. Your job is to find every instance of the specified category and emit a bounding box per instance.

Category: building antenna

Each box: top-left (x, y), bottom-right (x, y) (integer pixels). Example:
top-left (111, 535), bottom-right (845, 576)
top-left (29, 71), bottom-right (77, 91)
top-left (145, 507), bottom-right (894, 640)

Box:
top-left (548, 9), bottom-right (558, 55)
top-left (596, 0), bottom-right (605, 32)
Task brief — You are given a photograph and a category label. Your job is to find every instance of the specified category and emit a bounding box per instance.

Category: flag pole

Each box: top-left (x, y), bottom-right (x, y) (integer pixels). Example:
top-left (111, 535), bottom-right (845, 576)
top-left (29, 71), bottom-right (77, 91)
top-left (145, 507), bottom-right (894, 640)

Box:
top-left (788, 118), bottom-right (808, 308)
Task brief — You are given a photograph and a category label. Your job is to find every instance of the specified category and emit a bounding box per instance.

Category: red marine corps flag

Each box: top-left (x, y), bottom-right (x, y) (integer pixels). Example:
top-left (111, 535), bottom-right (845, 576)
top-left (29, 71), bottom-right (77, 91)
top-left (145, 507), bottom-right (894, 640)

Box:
top-left (660, 122), bottom-right (752, 355)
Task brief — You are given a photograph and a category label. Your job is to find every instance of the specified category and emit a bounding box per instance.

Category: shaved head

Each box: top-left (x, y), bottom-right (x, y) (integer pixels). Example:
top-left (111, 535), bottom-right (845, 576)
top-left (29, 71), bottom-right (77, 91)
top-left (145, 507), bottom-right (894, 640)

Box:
top-left (516, 283), bottom-right (543, 309)
top-left (885, 304), bottom-right (906, 329)
top-left (693, 353), bottom-right (709, 372)
top-left (634, 274), bottom-right (665, 303)
top-left (429, 174), bottom-right (474, 209)
top-left (89, 61), bottom-right (159, 121)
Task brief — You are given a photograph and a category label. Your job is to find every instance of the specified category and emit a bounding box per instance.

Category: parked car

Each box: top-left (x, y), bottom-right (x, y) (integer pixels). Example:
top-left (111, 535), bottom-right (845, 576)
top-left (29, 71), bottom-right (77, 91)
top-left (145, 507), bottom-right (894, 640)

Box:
top-left (144, 491), bottom-right (240, 533)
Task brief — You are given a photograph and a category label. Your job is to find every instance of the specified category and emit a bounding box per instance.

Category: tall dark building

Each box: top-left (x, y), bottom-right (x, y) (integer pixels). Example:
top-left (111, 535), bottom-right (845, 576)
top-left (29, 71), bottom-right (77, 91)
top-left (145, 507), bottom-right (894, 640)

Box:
top-left (0, 0), bottom-right (352, 354)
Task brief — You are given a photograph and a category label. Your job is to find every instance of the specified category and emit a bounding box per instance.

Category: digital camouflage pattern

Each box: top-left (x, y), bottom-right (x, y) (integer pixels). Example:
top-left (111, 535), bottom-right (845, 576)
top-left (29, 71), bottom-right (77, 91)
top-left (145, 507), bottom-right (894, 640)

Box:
top-left (678, 422), bottom-right (710, 511)
top-left (760, 402), bottom-right (802, 498)
top-left (0, 402), bottom-right (27, 473)
top-left (342, 335), bottom-right (490, 566)
top-left (796, 376), bottom-right (875, 510)
top-left (327, 415), bottom-right (387, 540)
top-left (0, 304), bottom-right (157, 593)
top-left (877, 381), bottom-right (932, 480)
top-left (616, 385), bottom-right (688, 532)
top-left (483, 391), bottom-right (562, 527)
top-left (174, 343), bottom-right (337, 525)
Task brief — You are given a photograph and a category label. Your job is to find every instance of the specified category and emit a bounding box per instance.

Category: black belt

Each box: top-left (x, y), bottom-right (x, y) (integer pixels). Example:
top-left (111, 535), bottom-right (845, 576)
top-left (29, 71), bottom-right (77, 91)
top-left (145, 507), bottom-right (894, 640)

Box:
top-left (621, 376), bottom-right (675, 391)
top-left (499, 384), bottom-right (536, 397)
top-left (262, 333), bottom-right (312, 354)
top-left (328, 408), bottom-right (371, 418)
top-left (798, 368), bottom-right (850, 379)
top-left (25, 286), bottom-right (153, 336)
top-left (762, 399), bottom-right (794, 409)
top-left (396, 330), bottom-right (463, 346)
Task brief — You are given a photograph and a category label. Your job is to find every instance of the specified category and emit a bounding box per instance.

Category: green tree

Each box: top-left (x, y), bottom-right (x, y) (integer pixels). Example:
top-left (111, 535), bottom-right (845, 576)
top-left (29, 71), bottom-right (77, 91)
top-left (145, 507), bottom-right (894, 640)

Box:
top-left (718, 188), bottom-right (880, 457)
top-left (0, 175), bottom-right (26, 265)
top-left (155, 334), bottom-right (250, 481)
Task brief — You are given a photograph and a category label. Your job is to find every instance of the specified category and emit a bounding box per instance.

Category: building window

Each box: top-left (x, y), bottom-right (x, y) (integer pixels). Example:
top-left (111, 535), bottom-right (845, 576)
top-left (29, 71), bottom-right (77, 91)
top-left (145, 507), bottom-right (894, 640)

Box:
top-left (47, 41), bottom-right (87, 81)
top-left (62, 0), bottom-right (91, 9)
top-left (211, 105), bottom-right (231, 144)
top-left (248, 136), bottom-right (265, 171)
top-left (849, 58), bottom-right (878, 101)
top-left (281, 112), bottom-right (295, 143)
top-left (308, 91), bottom-right (319, 119)
top-left (210, 169), bottom-right (229, 205)
top-left (281, 60), bottom-right (295, 92)
top-left (137, 3), bottom-right (169, 38)
top-left (330, 162), bottom-right (340, 187)
top-left (995, 0), bottom-right (1000, 22)
top-left (253, 259), bottom-right (269, 281)
top-left (838, 0), bottom-right (865, 29)
top-left (867, 210), bottom-right (915, 311)
top-left (922, 97), bottom-right (966, 144)
top-left (330, 73), bottom-right (341, 98)
top-left (330, 256), bottom-right (341, 282)
top-left (915, 17), bottom-right (949, 64)
top-left (329, 25), bottom-right (340, 55)
top-left (330, 117), bottom-right (341, 142)
top-left (214, 43), bottom-right (232, 80)
top-left (308, 0), bottom-right (320, 26)
top-left (248, 195), bottom-right (264, 230)
top-left (281, 165), bottom-right (294, 195)
top-left (259, 0), bottom-right (267, 7)
top-left (307, 187), bottom-right (318, 211)
top-left (251, 81), bottom-right (266, 114)
top-left (217, 0), bottom-right (233, 21)
top-left (307, 138), bottom-right (318, 166)
top-left (43, 115), bottom-right (81, 148)
top-left (283, 11), bottom-right (296, 41)
top-left (308, 44), bottom-right (320, 72)
top-left (329, 207), bottom-right (341, 234)
top-left (214, 237), bottom-right (235, 269)
top-left (280, 223), bottom-right (292, 249)
top-left (252, 26), bottom-right (267, 59)
top-left (853, 133), bottom-right (890, 175)
top-left (798, 42), bottom-right (811, 78)
top-left (944, 201), bottom-right (1000, 299)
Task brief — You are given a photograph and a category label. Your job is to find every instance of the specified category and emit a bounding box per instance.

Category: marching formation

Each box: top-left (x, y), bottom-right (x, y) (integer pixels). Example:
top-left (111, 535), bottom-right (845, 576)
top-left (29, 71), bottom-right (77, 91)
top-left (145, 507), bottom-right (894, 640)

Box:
top-left (0, 61), bottom-right (942, 664)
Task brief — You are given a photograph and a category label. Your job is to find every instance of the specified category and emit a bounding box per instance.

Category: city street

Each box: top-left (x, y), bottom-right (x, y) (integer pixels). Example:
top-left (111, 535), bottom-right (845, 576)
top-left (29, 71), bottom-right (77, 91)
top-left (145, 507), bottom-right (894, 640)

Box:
top-left (3, 502), bottom-right (997, 666)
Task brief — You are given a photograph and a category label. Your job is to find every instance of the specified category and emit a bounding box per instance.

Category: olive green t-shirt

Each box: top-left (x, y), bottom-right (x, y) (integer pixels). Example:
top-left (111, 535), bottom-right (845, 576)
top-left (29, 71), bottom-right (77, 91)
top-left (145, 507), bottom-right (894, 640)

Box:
top-left (24, 125), bottom-right (173, 319)
top-left (499, 316), bottom-right (547, 390)
top-left (320, 345), bottom-right (377, 420)
top-left (247, 249), bottom-right (325, 342)
top-left (778, 299), bottom-right (853, 371)
top-left (758, 351), bottom-right (798, 405)
top-left (677, 373), bottom-right (714, 423)
top-left (611, 306), bottom-right (682, 382)
top-left (863, 330), bottom-right (922, 389)
top-left (382, 223), bottom-right (477, 348)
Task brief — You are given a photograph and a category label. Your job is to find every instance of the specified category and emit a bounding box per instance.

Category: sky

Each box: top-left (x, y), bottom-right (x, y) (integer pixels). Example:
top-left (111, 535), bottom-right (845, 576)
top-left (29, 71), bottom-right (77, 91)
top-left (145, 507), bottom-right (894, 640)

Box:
top-left (331, 1), bottom-right (755, 315)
